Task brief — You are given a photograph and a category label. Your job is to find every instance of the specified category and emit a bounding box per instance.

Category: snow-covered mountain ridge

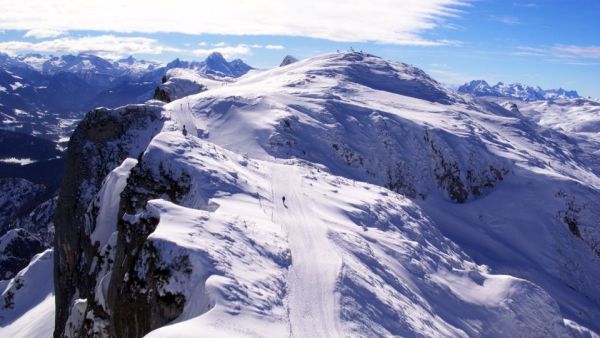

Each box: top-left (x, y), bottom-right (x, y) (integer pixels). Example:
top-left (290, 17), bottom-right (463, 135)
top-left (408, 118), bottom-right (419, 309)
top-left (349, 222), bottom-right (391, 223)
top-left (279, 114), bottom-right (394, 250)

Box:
top-left (458, 79), bottom-right (581, 100)
top-left (2, 52), bottom-right (599, 337)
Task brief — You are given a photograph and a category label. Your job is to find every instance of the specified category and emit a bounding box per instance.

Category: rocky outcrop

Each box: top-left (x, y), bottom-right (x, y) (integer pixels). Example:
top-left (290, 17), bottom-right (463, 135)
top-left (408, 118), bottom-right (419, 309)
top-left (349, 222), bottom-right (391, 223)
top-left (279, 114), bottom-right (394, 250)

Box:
top-left (0, 178), bottom-right (51, 279)
top-left (86, 157), bottom-right (191, 337)
top-left (10, 196), bottom-right (57, 247)
top-left (153, 76), bottom-right (206, 103)
top-left (423, 130), bottom-right (508, 202)
top-left (0, 228), bottom-right (44, 279)
top-left (53, 102), bottom-right (164, 337)
top-left (280, 55), bottom-right (298, 67)
top-left (0, 178), bottom-right (47, 232)
top-left (109, 163), bottom-right (190, 336)
top-left (270, 101), bottom-right (509, 203)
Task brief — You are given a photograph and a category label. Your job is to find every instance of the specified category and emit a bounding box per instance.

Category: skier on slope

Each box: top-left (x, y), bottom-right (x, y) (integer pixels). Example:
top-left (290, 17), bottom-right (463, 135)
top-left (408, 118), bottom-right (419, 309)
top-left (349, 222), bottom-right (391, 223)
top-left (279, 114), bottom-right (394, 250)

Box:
top-left (282, 196), bottom-right (286, 205)
top-left (182, 125), bottom-right (188, 137)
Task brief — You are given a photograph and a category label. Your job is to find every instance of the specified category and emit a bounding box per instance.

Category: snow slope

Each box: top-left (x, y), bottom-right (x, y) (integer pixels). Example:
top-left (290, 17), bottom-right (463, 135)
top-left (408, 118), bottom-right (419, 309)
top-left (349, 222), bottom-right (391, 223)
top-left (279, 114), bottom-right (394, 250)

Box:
top-left (481, 96), bottom-right (600, 174)
top-left (12, 51), bottom-right (600, 337)
top-left (132, 132), bottom-right (569, 337)
top-left (0, 249), bottom-right (54, 338)
top-left (158, 52), bottom-right (600, 335)
top-left (271, 164), bottom-right (342, 337)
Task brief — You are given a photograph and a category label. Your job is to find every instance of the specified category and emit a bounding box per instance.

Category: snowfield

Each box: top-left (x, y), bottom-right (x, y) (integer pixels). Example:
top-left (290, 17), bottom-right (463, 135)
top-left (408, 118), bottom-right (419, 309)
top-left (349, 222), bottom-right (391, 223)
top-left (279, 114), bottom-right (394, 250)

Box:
top-left (3, 52), bottom-right (600, 337)
top-left (107, 132), bottom-right (571, 337)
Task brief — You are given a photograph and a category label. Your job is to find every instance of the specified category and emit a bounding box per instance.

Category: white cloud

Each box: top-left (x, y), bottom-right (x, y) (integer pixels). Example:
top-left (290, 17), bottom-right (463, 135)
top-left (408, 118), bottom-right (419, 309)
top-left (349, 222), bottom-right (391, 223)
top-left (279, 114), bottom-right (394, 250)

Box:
top-left (553, 45), bottom-right (600, 59)
top-left (0, 35), bottom-right (180, 58)
top-left (192, 43), bottom-right (286, 58)
top-left (193, 44), bottom-right (252, 58)
top-left (513, 45), bottom-right (600, 63)
top-left (512, 2), bottom-right (537, 8)
top-left (491, 16), bottom-right (520, 25)
top-left (24, 28), bottom-right (66, 39)
top-left (512, 46), bottom-right (546, 57)
top-left (0, 0), bottom-right (468, 46)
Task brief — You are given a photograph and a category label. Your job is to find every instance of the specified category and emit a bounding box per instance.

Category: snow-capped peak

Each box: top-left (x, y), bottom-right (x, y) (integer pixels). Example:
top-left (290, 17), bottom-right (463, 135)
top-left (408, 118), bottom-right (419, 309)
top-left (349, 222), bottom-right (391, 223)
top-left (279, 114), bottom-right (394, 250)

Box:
top-left (165, 53), bottom-right (252, 78)
top-left (203, 52), bottom-right (252, 77)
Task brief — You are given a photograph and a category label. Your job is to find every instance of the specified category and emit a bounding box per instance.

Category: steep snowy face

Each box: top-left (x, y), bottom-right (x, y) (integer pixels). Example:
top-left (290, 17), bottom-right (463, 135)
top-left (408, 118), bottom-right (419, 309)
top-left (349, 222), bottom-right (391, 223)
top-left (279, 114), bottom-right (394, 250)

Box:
top-left (459, 80), bottom-right (581, 100)
top-left (46, 52), bottom-right (600, 337)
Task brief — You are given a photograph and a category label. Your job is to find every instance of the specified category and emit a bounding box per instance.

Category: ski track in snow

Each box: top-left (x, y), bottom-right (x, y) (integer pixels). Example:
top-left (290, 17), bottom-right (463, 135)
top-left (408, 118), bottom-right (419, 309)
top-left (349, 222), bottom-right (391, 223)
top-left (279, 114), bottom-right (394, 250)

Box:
top-left (171, 97), bottom-right (198, 137)
top-left (272, 163), bottom-right (343, 338)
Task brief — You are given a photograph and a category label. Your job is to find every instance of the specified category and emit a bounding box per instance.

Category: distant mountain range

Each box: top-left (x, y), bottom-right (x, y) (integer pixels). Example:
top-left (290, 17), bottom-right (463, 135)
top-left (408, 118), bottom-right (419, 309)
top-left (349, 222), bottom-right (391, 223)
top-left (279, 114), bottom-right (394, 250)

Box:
top-left (0, 52), bottom-right (252, 141)
top-left (458, 80), bottom-right (580, 101)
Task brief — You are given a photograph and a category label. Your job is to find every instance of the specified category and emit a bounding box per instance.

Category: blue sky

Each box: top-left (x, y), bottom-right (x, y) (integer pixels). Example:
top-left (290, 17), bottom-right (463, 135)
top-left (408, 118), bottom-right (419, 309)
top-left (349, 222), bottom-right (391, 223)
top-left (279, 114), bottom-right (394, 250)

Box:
top-left (0, 0), bottom-right (598, 97)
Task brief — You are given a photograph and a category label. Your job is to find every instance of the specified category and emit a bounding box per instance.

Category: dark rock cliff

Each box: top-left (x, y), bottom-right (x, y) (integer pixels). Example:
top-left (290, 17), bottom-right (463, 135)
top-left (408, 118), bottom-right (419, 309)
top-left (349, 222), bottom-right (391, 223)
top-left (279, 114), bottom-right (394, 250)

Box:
top-left (53, 102), bottom-right (164, 337)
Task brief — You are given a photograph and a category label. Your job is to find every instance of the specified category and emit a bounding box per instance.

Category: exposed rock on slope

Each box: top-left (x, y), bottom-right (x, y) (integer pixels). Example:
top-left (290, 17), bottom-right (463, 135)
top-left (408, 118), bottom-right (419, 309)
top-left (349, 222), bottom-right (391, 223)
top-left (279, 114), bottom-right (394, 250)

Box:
top-left (280, 55), bottom-right (298, 67)
top-left (53, 102), bottom-right (165, 337)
